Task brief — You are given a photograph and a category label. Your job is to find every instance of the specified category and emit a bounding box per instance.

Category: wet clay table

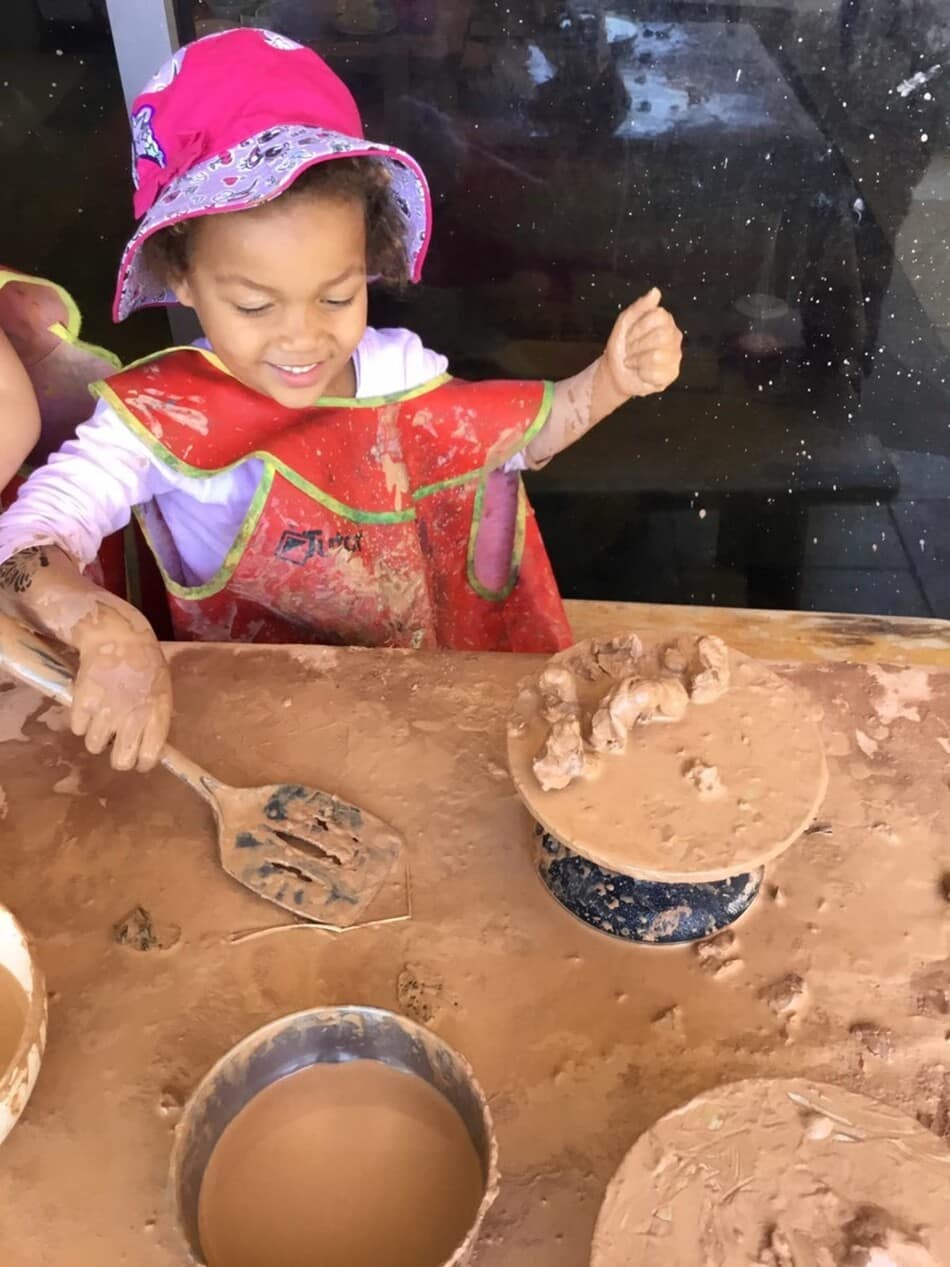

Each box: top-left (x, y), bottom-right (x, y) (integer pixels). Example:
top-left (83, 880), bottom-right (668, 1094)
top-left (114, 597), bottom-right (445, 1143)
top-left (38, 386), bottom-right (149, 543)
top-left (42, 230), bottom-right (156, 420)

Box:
top-left (2, 601), bottom-right (950, 1266)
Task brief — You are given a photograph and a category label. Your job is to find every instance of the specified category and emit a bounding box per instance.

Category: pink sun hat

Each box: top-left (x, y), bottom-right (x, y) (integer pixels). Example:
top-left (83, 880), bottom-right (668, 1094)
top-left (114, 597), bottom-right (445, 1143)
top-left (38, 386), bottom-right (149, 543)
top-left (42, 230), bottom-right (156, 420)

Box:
top-left (113, 27), bottom-right (432, 322)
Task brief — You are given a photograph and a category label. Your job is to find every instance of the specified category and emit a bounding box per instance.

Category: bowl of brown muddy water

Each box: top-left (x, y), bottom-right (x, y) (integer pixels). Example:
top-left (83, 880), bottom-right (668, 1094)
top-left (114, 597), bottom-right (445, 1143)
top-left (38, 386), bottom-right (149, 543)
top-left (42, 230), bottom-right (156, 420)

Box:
top-left (171, 1006), bottom-right (498, 1267)
top-left (0, 904), bottom-right (47, 1147)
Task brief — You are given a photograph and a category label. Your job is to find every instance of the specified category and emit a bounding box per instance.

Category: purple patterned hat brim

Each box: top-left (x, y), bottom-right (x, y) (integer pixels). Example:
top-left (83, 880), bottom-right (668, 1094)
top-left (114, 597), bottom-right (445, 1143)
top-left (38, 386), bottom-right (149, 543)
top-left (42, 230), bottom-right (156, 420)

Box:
top-left (113, 124), bottom-right (432, 321)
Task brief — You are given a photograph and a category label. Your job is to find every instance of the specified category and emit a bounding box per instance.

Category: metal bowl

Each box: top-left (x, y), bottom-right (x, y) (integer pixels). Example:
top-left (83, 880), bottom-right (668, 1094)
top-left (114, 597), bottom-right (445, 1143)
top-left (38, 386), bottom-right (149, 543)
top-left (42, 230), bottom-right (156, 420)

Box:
top-left (0, 904), bottom-right (47, 1147)
top-left (170, 1006), bottom-right (499, 1267)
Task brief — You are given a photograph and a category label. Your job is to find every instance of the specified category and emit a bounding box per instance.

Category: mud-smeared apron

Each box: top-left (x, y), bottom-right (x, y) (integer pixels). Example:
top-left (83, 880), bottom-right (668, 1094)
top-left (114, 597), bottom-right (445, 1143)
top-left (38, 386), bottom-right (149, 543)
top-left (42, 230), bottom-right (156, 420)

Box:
top-left (96, 346), bottom-right (572, 652)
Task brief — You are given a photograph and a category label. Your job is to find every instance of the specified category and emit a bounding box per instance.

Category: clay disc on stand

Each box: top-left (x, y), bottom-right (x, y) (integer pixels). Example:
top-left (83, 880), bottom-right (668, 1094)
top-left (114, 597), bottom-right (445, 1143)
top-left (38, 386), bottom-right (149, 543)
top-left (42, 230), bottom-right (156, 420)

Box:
top-left (590, 1077), bottom-right (950, 1267)
top-left (507, 635), bottom-right (827, 883)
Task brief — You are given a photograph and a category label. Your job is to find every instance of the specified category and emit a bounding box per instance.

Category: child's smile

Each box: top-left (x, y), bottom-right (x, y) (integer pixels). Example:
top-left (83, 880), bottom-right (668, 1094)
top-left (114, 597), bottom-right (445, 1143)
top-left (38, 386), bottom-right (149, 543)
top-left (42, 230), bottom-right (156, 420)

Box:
top-left (171, 191), bottom-right (368, 406)
top-left (266, 359), bottom-right (332, 392)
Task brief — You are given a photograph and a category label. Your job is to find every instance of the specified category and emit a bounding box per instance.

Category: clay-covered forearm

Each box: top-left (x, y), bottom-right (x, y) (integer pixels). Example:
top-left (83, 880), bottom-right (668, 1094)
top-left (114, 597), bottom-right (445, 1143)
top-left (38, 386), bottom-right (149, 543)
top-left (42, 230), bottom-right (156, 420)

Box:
top-left (0, 544), bottom-right (146, 649)
top-left (524, 357), bottom-right (625, 470)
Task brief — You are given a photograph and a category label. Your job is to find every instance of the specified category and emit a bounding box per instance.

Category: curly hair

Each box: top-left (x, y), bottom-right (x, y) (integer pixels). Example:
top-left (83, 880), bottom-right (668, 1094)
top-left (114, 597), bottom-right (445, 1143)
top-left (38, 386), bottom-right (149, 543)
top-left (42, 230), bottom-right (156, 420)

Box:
top-left (141, 157), bottom-right (410, 289)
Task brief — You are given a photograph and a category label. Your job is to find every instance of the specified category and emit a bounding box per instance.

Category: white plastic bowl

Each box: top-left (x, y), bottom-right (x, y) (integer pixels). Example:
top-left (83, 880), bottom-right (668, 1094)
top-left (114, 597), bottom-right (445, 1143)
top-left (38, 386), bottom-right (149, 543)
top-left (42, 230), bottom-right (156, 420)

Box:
top-left (0, 905), bottom-right (46, 1147)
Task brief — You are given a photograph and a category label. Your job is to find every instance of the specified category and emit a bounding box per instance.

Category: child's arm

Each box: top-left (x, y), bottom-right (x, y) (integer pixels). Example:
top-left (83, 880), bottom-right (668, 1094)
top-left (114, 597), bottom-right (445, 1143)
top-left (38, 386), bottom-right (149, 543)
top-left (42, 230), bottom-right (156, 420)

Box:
top-left (0, 398), bottom-right (186, 772)
top-left (524, 288), bottom-right (682, 469)
top-left (0, 329), bottom-right (41, 488)
top-left (0, 544), bottom-right (172, 772)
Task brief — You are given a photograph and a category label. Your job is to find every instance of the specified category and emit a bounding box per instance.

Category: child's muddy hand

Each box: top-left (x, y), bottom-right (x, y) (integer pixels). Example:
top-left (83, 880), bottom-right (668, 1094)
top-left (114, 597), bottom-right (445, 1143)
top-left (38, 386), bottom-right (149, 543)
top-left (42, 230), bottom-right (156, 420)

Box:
top-left (604, 288), bottom-right (683, 399)
top-left (71, 605), bottom-right (172, 772)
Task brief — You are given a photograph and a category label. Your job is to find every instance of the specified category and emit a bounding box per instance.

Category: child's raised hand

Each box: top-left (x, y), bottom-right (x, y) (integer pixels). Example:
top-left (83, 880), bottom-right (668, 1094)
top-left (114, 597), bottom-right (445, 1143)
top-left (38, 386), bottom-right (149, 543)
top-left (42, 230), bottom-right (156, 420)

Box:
top-left (603, 288), bottom-right (683, 401)
top-left (71, 603), bottom-right (172, 772)
top-left (527, 289), bottom-right (684, 468)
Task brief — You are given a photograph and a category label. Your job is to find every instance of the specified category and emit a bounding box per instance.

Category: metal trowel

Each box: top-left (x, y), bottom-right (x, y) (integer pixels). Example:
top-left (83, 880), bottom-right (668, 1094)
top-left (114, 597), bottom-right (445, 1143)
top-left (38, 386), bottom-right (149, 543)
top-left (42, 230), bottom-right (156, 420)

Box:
top-left (0, 613), bottom-right (403, 927)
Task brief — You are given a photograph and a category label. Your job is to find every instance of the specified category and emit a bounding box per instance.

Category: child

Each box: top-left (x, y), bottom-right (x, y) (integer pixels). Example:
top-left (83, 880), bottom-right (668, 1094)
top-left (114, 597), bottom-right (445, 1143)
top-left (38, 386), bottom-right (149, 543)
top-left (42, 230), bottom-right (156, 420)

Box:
top-left (0, 29), bottom-right (682, 774)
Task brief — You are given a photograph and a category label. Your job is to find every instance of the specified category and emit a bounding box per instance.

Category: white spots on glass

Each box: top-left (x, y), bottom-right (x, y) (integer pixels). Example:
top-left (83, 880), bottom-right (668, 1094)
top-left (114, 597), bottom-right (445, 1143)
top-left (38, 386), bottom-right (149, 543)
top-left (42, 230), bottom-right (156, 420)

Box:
top-left (895, 65), bottom-right (941, 98)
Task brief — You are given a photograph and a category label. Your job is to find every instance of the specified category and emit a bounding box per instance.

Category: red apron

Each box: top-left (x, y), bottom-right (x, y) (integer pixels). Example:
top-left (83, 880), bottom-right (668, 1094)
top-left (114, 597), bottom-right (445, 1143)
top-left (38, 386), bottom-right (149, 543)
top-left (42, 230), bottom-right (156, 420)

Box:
top-left (0, 268), bottom-right (130, 601)
top-left (95, 347), bottom-right (572, 653)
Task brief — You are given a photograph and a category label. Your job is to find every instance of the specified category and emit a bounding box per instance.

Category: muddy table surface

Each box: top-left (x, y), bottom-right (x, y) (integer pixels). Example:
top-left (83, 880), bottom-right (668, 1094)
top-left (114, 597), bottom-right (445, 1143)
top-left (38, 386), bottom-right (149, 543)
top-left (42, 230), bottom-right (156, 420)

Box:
top-left (1, 602), bottom-right (950, 1266)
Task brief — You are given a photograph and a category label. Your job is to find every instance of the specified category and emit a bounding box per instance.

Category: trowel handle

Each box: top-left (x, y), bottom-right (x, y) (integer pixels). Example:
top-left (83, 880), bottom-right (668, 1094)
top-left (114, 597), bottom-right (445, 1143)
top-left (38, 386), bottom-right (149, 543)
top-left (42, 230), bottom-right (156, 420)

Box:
top-left (0, 611), bottom-right (74, 707)
top-left (159, 744), bottom-right (222, 806)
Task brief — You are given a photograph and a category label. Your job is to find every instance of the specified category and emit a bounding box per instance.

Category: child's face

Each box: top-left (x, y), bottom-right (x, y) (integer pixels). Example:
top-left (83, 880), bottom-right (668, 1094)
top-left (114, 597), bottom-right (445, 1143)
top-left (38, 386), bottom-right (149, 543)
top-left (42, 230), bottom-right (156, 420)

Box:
top-left (172, 191), bottom-right (369, 406)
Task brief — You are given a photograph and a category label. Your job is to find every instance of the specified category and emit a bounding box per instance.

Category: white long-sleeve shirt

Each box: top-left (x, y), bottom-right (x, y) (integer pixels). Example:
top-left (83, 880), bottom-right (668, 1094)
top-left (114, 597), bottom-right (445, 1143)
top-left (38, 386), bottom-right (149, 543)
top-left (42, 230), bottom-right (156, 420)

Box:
top-left (0, 327), bottom-right (527, 587)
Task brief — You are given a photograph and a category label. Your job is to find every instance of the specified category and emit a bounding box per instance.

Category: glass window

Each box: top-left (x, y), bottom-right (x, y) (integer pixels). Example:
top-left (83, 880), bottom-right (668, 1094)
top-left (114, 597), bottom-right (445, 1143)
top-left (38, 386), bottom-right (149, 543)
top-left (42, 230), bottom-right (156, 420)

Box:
top-left (172, 4), bottom-right (950, 613)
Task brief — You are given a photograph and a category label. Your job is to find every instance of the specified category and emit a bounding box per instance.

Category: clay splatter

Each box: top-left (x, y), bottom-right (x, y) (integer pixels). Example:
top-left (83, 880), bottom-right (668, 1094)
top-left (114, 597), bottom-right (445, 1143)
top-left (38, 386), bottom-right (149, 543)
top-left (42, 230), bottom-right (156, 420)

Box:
top-left (866, 665), bottom-right (932, 725)
top-left (0, 684), bottom-right (43, 744)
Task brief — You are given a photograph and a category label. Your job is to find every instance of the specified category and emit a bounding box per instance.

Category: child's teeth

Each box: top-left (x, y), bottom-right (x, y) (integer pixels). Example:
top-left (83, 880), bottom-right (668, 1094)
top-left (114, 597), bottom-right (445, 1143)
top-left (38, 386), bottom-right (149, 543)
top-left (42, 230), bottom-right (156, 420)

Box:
top-left (280, 363), bottom-right (317, 374)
